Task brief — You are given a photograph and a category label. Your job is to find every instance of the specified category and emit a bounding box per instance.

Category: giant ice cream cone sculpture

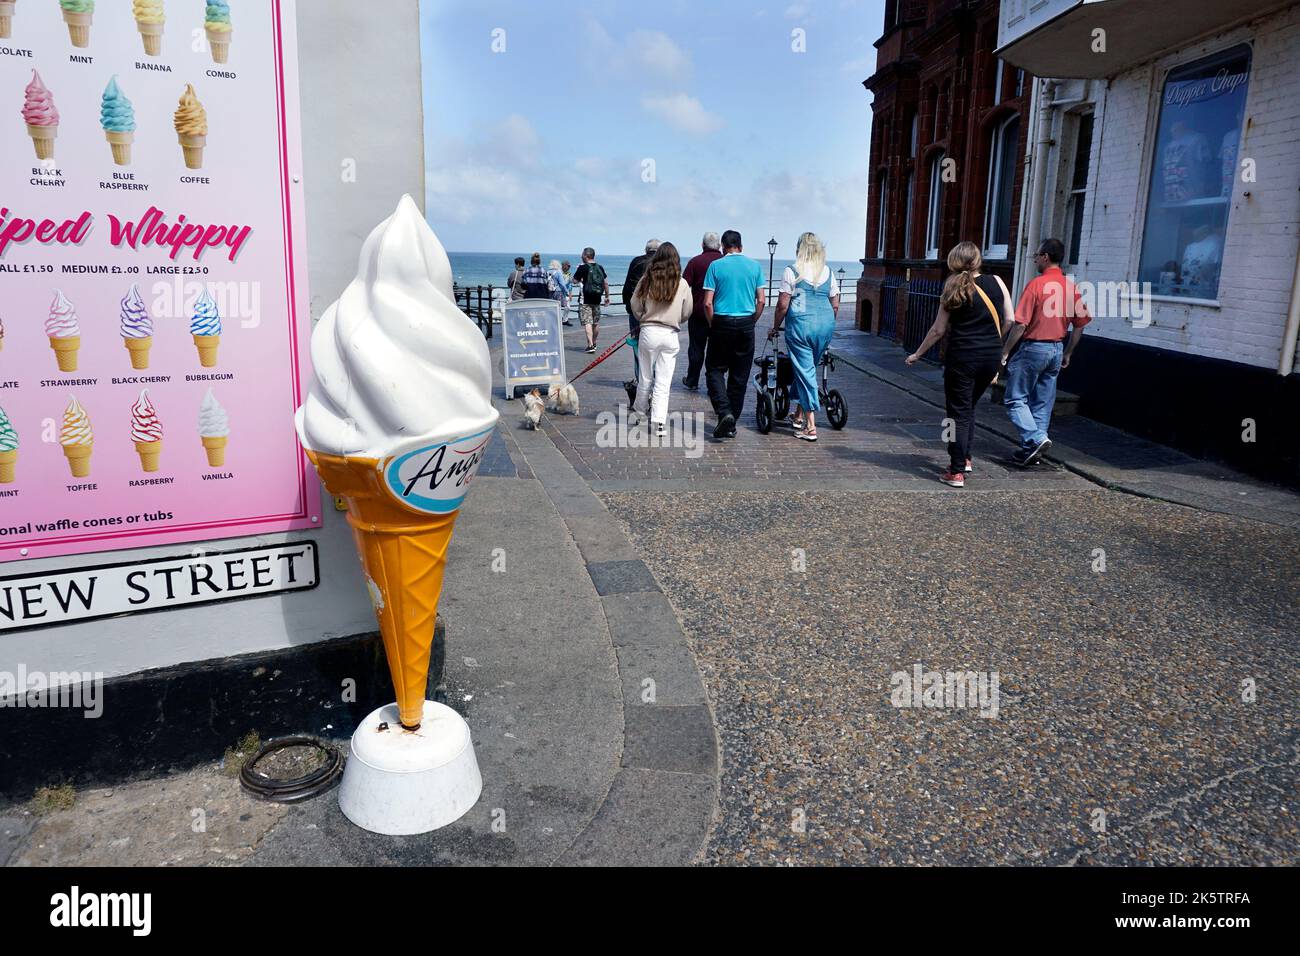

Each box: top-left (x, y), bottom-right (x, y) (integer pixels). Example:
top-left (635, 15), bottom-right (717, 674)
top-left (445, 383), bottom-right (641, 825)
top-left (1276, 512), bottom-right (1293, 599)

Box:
top-left (22, 71), bottom-right (59, 160)
top-left (133, 0), bottom-right (164, 56)
top-left (59, 0), bottom-right (93, 48)
top-left (46, 289), bottom-right (80, 372)
top-left (60, 395), bottom-right (92, 478)
top-left (296, 195), bottom-right (498, 731)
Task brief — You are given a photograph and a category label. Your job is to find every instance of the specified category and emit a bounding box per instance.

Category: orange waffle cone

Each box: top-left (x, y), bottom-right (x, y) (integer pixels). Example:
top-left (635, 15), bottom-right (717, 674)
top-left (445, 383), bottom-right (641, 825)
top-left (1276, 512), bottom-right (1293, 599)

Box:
top-left (63, 443), bottom-right (92, 478)
top-left (124, 335), bottom-right (152, 369)
top-left (193, 333), bottom-right (219, 366)
top-left (50, 335), bottom-right (80, 372)
top-left (27, 123), bottom-right (56, 160)
top-left (105, 129), bottom-right (133, 166)
top-left (0, 3), bottom-right (15, 41)
top-left (137, 20), bottom-right (163, 56)
top-left (179, 133), bottom-right (206, 170)
top-left (0, 449), bottom-right (15, 484)
top-left (134, 440), bottom-right (161, 472)
top-left (63, 9), bottom-right (91, 47)
top-left (307, 450), bottom-right (457, 729)
top-left (202, 435), bottom-right (227, 466)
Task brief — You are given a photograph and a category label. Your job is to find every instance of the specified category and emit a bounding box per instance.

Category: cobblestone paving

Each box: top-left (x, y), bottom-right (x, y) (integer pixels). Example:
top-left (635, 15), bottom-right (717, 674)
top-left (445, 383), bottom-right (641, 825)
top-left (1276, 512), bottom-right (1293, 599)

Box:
top-left (602, 489), bottom-right (1300, 865)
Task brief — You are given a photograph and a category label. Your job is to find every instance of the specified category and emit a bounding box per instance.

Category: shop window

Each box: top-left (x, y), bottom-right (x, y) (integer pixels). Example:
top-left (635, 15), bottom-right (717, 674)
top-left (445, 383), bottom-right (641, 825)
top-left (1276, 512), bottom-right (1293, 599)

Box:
top-left (1137, 44), bottom-right (1251, 300)
top-left (983, 115), bottom-right (1020, 259)
top-left (1066, 112), bottom-right (1094, 266)
top-left (925, 152), bottom-right (944, 260)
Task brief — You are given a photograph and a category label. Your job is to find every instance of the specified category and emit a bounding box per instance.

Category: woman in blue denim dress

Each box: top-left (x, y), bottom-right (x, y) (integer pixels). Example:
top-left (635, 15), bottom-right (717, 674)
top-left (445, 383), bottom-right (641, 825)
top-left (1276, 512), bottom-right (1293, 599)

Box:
top-left (770, 232), bottom-right (841, 441)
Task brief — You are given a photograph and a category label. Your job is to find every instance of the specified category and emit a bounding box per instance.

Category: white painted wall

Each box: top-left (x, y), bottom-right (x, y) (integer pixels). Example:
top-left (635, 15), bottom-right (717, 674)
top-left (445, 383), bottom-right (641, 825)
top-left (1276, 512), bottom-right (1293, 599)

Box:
top-left (0, 0), bottom-right (426, 681)
top-left (1036, 4), bottom-right (1300, 370)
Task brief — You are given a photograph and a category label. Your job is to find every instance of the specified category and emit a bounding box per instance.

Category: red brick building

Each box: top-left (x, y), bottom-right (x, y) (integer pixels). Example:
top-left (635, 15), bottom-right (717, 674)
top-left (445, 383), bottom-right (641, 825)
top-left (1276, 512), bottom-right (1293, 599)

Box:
top-left (857, 0), bottom-right (1033, 353)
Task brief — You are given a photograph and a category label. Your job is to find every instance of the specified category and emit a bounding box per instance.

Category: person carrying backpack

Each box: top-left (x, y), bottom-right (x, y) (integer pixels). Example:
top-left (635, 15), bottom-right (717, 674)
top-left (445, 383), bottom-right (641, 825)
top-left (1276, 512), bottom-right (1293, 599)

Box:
top-left (520, 253), bottom-right (554, 300)
top-left (572, 246), bottom-right (610, 353)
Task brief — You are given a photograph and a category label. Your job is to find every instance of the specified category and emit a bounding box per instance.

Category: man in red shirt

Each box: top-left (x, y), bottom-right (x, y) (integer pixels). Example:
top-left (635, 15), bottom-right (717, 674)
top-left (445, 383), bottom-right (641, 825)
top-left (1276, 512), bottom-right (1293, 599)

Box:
top-left (1000, 238), bottom-right (1091, 466)
top-left (680, 232), bottom-right (723, 390)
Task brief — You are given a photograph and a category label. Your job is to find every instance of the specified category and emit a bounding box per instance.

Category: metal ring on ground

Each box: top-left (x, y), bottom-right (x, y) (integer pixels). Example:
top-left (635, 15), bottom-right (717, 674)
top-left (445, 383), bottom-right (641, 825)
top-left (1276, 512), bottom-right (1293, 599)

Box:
top-left (238, 736), bottom-right (343, 803)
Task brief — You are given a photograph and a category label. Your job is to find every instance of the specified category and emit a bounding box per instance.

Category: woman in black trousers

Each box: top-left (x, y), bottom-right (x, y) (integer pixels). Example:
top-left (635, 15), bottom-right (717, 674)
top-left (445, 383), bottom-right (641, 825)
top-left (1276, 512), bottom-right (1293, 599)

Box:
top-left (906, 241), bottom-right (1014, 487)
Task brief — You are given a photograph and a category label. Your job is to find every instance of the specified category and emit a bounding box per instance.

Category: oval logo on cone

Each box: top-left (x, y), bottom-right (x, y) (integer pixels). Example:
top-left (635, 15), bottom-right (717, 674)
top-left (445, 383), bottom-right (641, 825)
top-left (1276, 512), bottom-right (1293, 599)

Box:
top-left (383, 427), bottom-right (495, 514)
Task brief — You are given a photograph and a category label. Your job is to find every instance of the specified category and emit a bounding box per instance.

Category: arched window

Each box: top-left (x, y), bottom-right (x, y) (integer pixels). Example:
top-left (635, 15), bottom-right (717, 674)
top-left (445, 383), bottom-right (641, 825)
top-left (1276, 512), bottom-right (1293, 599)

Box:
top-left (925, 151), bottom-right (945, 260)
top-left (983, 115), bottom-right (1020, 259)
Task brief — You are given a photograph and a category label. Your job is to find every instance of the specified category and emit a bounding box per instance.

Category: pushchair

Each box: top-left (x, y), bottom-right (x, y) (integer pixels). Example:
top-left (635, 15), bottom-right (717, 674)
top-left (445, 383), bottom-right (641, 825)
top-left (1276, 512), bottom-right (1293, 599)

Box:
top-left (753, 329), bottom-right (848, 434)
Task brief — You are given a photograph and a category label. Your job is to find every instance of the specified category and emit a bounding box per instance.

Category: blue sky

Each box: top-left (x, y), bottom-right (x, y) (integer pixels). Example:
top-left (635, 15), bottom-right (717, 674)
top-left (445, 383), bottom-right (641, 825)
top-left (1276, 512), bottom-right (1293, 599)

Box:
top-left (419, 0), bottom-right (884, 258)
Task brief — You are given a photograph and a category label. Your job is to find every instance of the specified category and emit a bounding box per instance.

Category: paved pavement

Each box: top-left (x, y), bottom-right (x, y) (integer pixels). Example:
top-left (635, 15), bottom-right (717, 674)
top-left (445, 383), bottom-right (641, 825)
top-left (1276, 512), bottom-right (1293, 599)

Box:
top-left (9, 312), bottom-right (1298, 866)
top-left (830, 329), bottom-right (1300, 529)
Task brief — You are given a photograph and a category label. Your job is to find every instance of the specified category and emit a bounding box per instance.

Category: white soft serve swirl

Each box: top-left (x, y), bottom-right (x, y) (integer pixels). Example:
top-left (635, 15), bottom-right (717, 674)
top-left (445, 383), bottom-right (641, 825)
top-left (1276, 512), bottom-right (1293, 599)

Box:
top-left (295, 195), bottom-right (498, 459)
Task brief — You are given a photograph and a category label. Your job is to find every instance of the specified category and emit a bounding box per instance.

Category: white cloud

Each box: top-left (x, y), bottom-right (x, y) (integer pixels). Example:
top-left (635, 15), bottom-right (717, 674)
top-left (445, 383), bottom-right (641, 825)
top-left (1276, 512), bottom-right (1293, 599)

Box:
top-left (641, 93), bottom-right (724, 135)
top-left (581, 23), bottom-right (692, 84)
top-left (785, 3), bottom-right (810, 19)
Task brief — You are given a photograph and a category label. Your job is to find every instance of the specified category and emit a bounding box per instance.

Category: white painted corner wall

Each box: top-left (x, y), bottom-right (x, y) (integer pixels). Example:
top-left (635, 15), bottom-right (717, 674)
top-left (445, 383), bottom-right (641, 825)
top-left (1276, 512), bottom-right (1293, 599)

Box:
top-left (0, 0), bottom-right (427, 680)
top-left (1043, 4), bottom-right (1300, 370)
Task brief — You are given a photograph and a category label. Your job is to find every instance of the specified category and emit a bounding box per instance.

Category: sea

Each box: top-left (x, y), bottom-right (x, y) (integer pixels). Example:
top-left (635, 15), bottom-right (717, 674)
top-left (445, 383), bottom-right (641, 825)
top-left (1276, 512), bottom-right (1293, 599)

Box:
top-left (448, 251), bottom-right (861, 292)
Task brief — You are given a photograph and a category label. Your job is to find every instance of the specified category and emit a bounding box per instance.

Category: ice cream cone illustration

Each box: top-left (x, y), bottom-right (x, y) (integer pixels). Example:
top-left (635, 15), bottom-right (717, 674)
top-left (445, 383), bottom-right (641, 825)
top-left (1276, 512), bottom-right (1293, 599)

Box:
top-left (133, 0), bottom-right (163, 55)
top-left (100, 76), bottom-right (135, 165)
top-left (205, 0), bottom-right (231, 63)
top-left (130, 389), bottom-right (163, 472)
top-left (60, 395), bottom-right (92, 478)
top-left (46, 290), bottom-right (81, 372)
top-left (174, 83), bottom-right (207, 169)
top-left (59, 0), bottom-right (93, 48)
top-left (0, 405), bottom-right (17, 484)
top-left (198, 388), bottom-right (229, 466)
top-left (190, 287), bottom-right (221, 366)
top-left (22, 71), bottom-right (59, 160)
top-left (0, 1), bottom-right (16, 41)
top-left (296, 196), bottom-right (498, 730)
top-left (120, 284), bottom-right (153, 368)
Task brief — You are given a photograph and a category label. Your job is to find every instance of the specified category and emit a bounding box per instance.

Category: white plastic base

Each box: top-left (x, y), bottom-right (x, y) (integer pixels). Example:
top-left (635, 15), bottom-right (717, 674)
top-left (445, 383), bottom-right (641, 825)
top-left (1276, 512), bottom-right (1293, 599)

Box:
top-left (337, 700), bottom-right (482, 835)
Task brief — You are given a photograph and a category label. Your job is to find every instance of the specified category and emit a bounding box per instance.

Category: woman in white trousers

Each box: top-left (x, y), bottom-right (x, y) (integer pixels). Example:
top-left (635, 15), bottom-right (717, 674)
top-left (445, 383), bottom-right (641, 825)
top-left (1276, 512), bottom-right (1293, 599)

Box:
top-left (629, 241), bottom-right (693, 437)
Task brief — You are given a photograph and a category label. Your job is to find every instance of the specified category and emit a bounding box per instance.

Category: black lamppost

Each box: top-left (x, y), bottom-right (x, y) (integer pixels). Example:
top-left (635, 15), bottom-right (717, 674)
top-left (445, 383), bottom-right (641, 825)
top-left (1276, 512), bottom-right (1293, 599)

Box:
top-left (767, 237), bottom-right (778, 307)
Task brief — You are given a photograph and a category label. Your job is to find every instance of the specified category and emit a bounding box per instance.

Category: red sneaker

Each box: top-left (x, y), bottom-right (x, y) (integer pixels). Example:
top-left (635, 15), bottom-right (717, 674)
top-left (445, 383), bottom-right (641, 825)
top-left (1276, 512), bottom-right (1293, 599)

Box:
top-left (940, 470), bottom-right (965, 488)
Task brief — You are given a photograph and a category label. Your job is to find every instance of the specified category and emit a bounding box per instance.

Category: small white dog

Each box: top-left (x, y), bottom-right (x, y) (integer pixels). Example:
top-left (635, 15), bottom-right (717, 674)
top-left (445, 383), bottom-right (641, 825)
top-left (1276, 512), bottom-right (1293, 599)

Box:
top-left (521, 389), bottom-right (545, 429)
top-left (547, 383), bottom-right (580, 416)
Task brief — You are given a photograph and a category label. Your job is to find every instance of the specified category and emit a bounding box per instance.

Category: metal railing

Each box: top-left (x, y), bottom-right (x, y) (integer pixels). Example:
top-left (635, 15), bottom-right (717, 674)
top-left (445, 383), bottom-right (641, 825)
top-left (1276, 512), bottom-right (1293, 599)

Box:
top-left (902, 278), bottom-right (943, 363)
top-left (878, 275), bottom-right (903, 340)
top-left (454, 270), bottom-right (860, 336)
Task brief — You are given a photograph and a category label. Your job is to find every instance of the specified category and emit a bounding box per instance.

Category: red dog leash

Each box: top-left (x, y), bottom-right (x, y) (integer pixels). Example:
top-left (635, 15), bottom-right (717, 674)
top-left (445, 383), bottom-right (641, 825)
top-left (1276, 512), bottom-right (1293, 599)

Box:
top-left (564, 335), bottom-right (631, 388)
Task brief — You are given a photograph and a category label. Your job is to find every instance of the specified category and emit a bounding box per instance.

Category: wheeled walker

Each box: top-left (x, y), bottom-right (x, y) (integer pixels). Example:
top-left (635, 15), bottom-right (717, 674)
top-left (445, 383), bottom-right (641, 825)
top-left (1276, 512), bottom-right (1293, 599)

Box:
top-left (752, 329), bottom-right (848, 434)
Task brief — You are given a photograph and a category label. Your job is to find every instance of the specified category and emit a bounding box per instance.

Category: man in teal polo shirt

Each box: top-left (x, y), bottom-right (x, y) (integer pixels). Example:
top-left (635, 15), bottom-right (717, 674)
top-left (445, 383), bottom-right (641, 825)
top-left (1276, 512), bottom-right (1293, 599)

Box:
top-left (702, 230), bottom-right (765, 439)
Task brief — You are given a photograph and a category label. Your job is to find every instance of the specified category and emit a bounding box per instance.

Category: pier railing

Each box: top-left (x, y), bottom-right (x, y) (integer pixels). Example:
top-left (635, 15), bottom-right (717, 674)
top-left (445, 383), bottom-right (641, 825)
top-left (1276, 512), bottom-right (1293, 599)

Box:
top-left (454, 269), bottom-right (860, 337)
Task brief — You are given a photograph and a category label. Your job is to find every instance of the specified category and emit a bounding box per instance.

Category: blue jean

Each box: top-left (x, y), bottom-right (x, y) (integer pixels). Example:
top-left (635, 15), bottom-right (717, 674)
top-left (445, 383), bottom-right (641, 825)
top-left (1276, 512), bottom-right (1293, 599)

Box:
top-left (1003, 340), bottom-right (1063, 448)
top-left (785, 312), bottom-right (834, 412)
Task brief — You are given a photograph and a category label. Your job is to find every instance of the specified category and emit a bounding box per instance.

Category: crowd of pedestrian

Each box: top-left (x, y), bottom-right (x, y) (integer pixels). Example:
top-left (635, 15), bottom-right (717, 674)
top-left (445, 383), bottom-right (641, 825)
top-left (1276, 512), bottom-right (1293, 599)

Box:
top-left (506, 229), bottom-right (1089, 483)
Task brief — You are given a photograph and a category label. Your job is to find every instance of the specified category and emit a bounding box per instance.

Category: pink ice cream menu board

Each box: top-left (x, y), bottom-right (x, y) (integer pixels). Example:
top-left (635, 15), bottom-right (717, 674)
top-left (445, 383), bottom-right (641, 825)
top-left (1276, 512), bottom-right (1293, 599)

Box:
top-left (0, 0), bottom-right (318, 561)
